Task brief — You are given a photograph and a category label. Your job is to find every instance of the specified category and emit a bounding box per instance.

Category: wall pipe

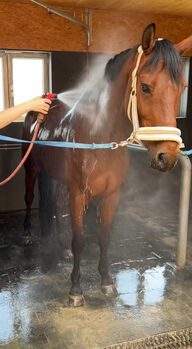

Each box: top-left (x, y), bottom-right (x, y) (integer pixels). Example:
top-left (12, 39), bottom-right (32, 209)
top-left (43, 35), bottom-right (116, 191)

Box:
top-left (30, 0), bottom-right (92, 46)
top-left (177, 153), bottom-right (191, 269)
top-left (127, 144), bottom-right (191, 269)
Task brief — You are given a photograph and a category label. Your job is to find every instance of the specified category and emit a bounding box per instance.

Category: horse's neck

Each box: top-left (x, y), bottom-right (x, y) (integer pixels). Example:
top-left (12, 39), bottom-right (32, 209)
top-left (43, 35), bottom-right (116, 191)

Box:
top-left (107, 54), bottom-right (138, 142)
top-left (68, 64), bottom-right (132, 143)
top-left (94, 70), bottom-right (131, 143)
top-left (109, 80), bottom-right (130, 137)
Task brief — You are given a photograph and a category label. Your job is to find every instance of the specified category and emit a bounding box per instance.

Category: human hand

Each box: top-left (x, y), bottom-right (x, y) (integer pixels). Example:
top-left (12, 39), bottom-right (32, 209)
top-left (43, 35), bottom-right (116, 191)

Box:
top-left (27, 96), bottom-right (52, 114)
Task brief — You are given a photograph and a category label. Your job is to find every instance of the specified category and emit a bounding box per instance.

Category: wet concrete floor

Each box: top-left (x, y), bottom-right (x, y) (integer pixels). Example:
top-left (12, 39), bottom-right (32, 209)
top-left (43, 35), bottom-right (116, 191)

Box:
top-left (0, 152), bottom-right (192, 349)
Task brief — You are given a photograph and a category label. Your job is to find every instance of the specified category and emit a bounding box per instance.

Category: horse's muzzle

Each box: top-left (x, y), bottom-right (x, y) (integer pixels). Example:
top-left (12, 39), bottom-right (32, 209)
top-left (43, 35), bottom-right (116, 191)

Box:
top-left (148, 141), bottom-right (180, 172)
top-left (150, 151), bottom-right (178, 172)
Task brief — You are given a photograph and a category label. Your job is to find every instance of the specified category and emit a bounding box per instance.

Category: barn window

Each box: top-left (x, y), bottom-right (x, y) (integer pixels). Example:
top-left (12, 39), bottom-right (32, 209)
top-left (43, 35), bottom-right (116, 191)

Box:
top-left (177, 57), bottom-right (190, 118)
top-left (0, 51), bottom-right (50, 121)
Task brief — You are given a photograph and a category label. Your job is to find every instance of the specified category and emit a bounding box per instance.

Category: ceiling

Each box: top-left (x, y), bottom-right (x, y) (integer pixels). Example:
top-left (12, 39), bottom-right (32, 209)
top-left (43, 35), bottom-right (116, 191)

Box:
top-left (26, 0), bottom-right (192, 17)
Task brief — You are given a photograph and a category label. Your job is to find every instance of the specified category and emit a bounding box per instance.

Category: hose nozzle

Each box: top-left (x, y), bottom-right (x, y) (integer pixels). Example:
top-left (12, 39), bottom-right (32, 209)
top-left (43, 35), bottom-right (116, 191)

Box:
top-left (42, 93), bottom-right (57, 100)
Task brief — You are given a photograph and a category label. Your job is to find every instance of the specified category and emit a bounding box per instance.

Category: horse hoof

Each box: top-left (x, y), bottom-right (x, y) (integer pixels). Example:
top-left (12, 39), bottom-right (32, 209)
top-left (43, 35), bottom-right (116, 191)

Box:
top-left (68, 294), bottom-right (84, 307)
top-left (22, 236), bottom-right (32, 246)
top-left (63, 249), bottom-right (73, 260)
top-left (101, 284), bottom-right (118, 296)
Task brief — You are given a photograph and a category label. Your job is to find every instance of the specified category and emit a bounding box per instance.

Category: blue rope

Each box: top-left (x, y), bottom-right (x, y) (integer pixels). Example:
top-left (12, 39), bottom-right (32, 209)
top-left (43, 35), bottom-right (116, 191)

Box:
top-left (182, 149), bottom-right (192, 156)
top-left (1, 134), bottom-right (192, 154)
top-left (0, 135), bottom-right (114, 149)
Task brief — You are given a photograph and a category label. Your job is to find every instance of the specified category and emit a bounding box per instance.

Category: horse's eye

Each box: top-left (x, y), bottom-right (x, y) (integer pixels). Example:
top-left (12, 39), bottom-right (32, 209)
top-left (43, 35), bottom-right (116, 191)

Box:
top-left (141, 83), bottom-right (151, 94)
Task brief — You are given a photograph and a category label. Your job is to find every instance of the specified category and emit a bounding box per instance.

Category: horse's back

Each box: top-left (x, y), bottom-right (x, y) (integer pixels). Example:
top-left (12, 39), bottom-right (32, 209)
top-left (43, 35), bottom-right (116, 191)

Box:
top-left (22, 100), bottom-right (71, 178)
top-left (23, 99), bottom-right (70, 140)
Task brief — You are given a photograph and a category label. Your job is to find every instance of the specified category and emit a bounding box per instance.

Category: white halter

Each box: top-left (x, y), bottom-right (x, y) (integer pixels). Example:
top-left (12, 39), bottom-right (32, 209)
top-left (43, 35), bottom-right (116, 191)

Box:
top-left (125, 45), bottom-right (184, 149)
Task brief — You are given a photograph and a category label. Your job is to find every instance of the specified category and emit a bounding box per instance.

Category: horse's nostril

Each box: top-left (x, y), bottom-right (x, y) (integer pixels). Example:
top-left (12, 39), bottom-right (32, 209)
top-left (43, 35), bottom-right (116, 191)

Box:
top-left (158, 152), bottom-right (166, 163)
top-left (151, 152), bottom-right (169, 171)
top-left (156, 152), bottom-right (169, 169)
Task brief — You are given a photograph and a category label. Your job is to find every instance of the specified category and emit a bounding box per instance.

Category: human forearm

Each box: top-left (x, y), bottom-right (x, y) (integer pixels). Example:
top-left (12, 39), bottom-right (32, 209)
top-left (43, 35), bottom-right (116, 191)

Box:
top-left (0, 97), bottom-right (51, 129)
top-left (0, 102), bottom-right (31, 129)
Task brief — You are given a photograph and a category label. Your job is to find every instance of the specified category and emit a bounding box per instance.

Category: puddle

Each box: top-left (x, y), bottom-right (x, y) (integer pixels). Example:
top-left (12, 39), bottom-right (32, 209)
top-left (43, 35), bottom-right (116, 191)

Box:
top-left (115, 264), bottom-right (170, 308)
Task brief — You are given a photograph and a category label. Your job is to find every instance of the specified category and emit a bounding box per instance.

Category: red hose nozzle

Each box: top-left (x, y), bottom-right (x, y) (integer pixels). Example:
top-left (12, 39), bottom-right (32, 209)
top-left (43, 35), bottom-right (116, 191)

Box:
top-left (42, 93), bottom-right (57, 100)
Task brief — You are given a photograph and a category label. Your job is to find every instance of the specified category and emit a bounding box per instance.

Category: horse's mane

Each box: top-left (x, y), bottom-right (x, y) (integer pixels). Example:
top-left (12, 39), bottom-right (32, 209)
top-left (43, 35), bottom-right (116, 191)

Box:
top-left (104, 46), bottom-right (138, 82)
top-left (105, 39), bottom-right (182, 84)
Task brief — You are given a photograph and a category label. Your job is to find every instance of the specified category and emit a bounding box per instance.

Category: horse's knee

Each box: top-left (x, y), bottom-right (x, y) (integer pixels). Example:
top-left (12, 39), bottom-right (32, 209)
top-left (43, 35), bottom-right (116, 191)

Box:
top-left (98, 231), bottom-right (110, 249)
top-left (25, 193), bottom-right (34, 206)
top-left (71, 232), bottom-right (84, 255)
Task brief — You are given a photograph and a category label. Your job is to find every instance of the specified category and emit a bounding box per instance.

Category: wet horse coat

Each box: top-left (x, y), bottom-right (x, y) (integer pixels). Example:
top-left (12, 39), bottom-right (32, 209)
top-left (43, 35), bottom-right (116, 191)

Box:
top-left (22, 24), bottom-right (192, 305)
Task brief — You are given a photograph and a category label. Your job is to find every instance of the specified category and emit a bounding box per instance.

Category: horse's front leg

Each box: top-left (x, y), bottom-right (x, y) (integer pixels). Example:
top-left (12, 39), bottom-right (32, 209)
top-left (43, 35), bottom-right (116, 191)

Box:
top-left (69, 191), bottom-right (85, 307)
top-left (98, 189), bottom-right (119, 295)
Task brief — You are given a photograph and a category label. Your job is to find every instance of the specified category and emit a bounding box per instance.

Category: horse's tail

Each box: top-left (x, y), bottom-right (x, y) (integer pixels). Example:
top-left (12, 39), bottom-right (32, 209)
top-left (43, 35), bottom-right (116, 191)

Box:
top-left (22, 111), bottom-right (38, 140)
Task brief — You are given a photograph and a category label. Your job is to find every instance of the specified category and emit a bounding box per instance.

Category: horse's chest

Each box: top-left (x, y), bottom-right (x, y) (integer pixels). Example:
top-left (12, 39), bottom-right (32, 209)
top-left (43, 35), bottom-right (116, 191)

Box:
top-left (79, 150), bottom-right (128, 197)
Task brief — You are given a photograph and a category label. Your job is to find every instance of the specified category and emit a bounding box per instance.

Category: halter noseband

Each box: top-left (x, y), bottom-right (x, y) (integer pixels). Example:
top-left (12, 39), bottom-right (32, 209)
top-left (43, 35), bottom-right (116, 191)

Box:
top-left (126, 45), bottom-right (184, 148)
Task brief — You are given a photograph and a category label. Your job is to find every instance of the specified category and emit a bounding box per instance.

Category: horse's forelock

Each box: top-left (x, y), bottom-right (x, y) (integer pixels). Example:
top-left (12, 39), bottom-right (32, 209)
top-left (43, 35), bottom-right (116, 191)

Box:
top-left (141, 39), bottom-right (182, 84)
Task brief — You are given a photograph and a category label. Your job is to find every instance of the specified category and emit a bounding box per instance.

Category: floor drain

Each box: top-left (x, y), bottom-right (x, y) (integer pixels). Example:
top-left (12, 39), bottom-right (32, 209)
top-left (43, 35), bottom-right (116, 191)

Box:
top-left (104, 328), bottom-right (192, 349)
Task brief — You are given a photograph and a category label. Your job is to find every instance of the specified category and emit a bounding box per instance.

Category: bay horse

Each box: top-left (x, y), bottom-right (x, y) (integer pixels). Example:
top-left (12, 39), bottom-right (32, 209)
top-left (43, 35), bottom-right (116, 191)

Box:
top-left (22, 23), bottom-right (192, 306)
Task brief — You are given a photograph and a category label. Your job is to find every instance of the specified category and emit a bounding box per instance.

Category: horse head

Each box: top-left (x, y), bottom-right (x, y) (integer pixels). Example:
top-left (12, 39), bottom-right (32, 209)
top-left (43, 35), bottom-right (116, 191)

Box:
top-left (131, 23), bottom-right (192, 171)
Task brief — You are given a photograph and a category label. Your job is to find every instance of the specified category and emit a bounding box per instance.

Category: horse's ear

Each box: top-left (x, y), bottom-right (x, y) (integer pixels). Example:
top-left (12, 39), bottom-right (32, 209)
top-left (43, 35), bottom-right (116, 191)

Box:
top-left (141, 23), bottom-right (156, 55)
top-left (174, 36), bottom-right (192, 56)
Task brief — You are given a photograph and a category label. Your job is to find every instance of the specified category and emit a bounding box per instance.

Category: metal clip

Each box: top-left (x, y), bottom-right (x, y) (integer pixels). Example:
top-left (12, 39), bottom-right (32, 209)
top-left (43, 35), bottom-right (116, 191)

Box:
top-left (119, 140), bottom-right (129, 147)
top-left (111, 142), bottom-right (119, 150)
